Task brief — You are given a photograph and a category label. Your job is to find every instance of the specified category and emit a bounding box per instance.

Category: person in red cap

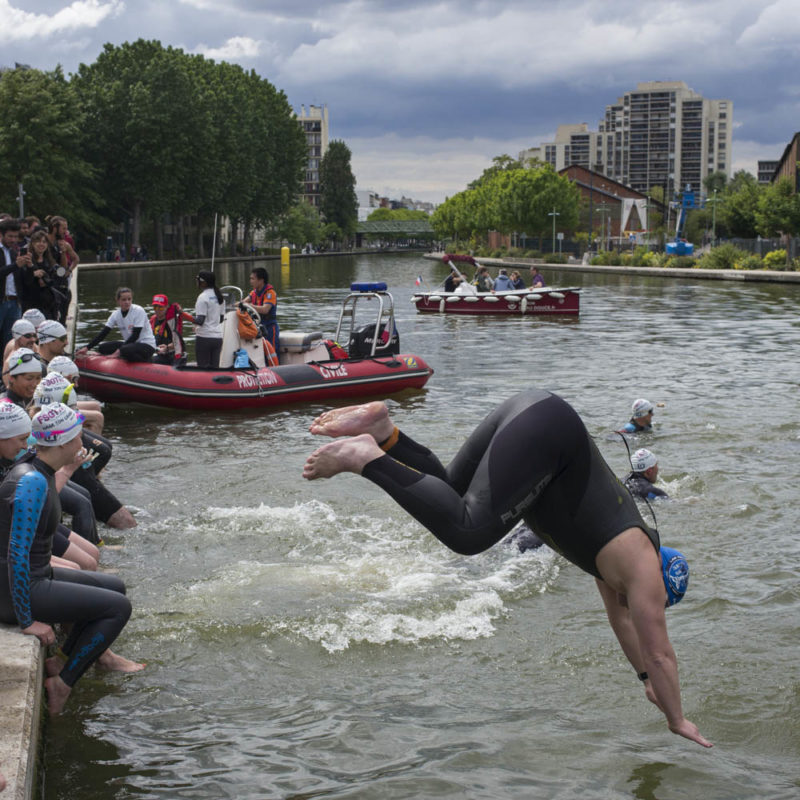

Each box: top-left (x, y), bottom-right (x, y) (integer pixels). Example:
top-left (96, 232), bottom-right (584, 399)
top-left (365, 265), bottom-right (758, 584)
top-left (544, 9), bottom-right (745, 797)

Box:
top-left (149, 293), bottom-right (186, 365)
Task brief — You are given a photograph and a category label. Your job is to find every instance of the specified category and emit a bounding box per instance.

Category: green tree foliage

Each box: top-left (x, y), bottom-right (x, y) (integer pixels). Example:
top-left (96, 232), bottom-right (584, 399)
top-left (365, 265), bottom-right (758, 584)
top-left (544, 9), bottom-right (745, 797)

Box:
top-left (69, 39), bottom-right (305, 250)
top-left (0, 66), bottom-right (102, 228)
top-left (718, 170), bottom-right (761, 238)
top-left (755, 177), bottom-right (800, 238)
top-left (320, 140), bottom-right (357, 238)
top-left (367, 208), bottom-right (428, 221)
top-left (272, 200), bottom-right (321, 247)
top-left (431, 163), bottom-right (579, 245)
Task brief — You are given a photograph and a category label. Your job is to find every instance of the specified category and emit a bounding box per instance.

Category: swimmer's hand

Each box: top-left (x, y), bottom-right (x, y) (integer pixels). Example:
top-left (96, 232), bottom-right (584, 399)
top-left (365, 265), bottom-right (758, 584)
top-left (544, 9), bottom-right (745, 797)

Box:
top-left (669, 717), bottom-right (713, 748)
top-left (22, 621), bottom-right (55, 646)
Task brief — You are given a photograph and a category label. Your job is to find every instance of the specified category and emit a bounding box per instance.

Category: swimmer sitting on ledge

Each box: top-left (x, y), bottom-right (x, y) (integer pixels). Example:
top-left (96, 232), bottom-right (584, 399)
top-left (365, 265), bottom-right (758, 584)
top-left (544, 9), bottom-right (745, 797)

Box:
top-left (303, 391), bottom-right (712, 748)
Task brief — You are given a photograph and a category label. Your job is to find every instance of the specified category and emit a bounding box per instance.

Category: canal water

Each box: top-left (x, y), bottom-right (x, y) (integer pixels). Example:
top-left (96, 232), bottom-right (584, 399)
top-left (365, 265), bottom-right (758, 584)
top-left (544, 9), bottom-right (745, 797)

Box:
top-left (42, 253), bottom-right (799, 799)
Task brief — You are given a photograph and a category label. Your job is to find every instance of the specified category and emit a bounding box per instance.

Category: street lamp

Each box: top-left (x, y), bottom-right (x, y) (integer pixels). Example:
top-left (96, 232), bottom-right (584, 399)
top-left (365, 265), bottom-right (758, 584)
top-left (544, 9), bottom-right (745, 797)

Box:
top-left (548, 207), bottom-right (560, 253)
top-left (16, 183), bottom-right (25, 217)
top-left (711, 189), bottom-right (718, 248)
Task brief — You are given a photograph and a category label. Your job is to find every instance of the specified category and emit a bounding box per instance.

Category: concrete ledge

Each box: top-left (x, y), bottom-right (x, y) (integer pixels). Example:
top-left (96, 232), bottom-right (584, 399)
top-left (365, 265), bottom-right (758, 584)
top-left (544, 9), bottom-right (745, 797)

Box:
top-left (424, 253), bottom-right (800, 284)
top-left (0, 625), bottom-right (42, 800)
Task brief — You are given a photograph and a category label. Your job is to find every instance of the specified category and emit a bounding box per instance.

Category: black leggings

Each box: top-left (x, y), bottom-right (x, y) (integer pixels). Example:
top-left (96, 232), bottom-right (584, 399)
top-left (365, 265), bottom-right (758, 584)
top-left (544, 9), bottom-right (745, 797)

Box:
top-left (0, 567), bottom-right (131, 686)
top-left (362, 389), bottom-right (656, 577)
top-left (97, 340), bottom-right (156, 363)
top-left (195, 336), bottom-right (222, 368)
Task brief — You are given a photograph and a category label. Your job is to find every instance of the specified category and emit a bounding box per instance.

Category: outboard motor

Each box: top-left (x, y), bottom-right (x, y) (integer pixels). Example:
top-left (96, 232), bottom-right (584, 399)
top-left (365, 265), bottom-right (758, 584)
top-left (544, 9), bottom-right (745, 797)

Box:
top-left (348, 322), bottom-right (400, 358)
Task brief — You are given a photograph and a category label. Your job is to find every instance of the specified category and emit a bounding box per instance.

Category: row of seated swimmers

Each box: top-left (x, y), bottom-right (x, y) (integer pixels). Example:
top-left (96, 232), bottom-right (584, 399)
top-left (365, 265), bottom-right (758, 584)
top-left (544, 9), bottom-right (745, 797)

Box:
top-left (0, 331), bottom-right (144, 722)
top-left (506, 396), bottom-right (667, 554)
top-left (1, 311), bottom-right (136, 532)
top-left (445, 265), bottom-right (548, 293)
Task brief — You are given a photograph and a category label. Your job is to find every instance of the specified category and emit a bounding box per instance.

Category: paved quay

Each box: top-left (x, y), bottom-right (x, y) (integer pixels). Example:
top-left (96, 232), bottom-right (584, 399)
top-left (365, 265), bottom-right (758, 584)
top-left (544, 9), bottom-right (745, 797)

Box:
top-left (424, 252), bottom-right (800, 284)
top-left (0, 625), bottom-right (42, 800)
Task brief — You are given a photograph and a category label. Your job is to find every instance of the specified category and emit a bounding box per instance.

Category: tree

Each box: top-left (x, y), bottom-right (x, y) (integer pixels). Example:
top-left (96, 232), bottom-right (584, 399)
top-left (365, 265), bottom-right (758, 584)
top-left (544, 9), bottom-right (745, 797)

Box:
top-left (367, 208), bottom-right (428, 221)
top-left (0, 66), bottom-right (103, 229)
top-left (320, 140), bottom-right (357, 241)
top-left (274, 200), bottom-right (321, 248)
top-left (755, 176), bottom-right (800, 264)
top-left (703, 170), bottom-right (728, 196)
top-left (719, 170), bottom-right (761, 239)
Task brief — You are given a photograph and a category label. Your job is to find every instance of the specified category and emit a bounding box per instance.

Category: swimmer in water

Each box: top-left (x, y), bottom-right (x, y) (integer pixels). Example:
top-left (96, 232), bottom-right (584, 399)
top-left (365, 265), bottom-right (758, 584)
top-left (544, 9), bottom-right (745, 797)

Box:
top-left (303, 393), bottom-right (712, 748)
top-left (618, 398), bottom-right (655, 434)
top-left (624, 448), bottom-right (669, 501)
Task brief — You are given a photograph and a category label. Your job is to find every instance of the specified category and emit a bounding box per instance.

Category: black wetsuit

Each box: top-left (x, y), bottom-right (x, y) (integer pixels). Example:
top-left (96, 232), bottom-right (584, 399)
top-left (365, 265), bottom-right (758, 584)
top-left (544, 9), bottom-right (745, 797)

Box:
top-left (624, 473), bottom-right (669, 501)
top-left (0, 456), bottom-right (131, 686)
top-left (68, 430), bottom-right (122, 523)
top-left (363, 389), bottom-right (658, 579)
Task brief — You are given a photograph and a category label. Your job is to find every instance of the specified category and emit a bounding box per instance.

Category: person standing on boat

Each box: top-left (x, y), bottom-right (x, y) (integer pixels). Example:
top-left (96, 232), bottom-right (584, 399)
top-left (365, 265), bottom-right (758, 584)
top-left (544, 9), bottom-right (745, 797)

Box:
top-left (188, 271), bottom-right (224, 368)
top-left (75, 287), bottom-right (157, 363)
top-left (301, 392), bottom-right (711, 748)
top-left (247, 267), bottom-right (280, 353)
top-left (617, 398), bottom-right (655, 434)
top-left (530, 266), bottom-right (545, 288)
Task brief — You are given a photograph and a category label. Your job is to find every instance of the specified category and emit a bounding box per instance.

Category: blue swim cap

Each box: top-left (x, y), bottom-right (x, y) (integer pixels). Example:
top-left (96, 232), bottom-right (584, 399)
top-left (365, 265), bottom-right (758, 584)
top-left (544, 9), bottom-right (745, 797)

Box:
top-left (661, 546), bottom-right (689, 607)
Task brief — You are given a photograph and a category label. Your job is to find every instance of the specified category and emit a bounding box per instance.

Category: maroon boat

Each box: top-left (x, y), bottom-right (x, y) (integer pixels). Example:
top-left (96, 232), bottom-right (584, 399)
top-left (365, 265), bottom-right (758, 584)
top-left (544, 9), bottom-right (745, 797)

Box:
top-left (412, 254), bottom-right (580, 316)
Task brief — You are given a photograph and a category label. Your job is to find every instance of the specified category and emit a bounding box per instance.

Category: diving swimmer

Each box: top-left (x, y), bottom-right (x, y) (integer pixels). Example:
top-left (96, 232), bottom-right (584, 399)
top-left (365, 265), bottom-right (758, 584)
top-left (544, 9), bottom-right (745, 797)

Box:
top-left (302, 392), bottom-right (712, 748)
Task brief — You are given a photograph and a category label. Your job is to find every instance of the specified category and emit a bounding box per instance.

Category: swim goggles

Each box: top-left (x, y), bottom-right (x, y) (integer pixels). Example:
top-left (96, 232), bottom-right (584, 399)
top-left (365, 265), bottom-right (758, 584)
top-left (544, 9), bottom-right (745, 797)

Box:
top-left (3, 351), bottom-right (42, 375)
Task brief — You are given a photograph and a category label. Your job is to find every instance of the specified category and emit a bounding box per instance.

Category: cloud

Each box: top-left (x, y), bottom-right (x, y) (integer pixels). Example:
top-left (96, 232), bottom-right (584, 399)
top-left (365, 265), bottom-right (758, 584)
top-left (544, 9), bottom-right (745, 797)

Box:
top-left (350, 132), bottom-right (537, 202)
top-left (0, 0), bottom-right (122, 43)
top-left (192, 35), bottom-right (263, 61)
top-left (738, 0), bottom-right (800, 47)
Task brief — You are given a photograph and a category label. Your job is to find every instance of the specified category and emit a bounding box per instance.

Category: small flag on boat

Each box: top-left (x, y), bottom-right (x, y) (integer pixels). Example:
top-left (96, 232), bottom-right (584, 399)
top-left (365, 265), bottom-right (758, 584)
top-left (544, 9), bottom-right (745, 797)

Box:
top-left (415, 275), bottom-right (422, 286)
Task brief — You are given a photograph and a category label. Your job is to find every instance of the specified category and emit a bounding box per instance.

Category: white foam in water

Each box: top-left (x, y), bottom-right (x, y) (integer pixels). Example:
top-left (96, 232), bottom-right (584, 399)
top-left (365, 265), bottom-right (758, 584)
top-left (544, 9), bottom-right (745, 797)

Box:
top-left (171, 500), bottom-right (562, 652)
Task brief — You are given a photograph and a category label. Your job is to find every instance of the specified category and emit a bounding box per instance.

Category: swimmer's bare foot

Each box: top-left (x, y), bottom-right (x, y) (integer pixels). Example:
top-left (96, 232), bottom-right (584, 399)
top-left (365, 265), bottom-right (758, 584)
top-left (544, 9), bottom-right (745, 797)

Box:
top-left (45, 656), bottom-right (65, 678)
top-left (309, 402), bottom-right (394, 442)
top-left (96, 649), bottom-right (146, 673)
top-left (44, 675), bottom-right (71, 715)
top-left (106, 507), bottom-right (137, 529)
top-left (302, 434), bottom-right (383, 480)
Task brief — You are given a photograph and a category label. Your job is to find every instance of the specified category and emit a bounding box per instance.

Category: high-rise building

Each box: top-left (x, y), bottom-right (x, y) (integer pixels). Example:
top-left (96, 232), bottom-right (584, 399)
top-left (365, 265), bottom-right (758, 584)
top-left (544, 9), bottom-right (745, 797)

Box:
top-left (757, 160), bottom-right (779, 184)
top-left (599, 81), bottom-right (731, 199)
top-left (520, 82), bottom-right (732, 200)
top-left (297, 104), bottom-right (329, 207)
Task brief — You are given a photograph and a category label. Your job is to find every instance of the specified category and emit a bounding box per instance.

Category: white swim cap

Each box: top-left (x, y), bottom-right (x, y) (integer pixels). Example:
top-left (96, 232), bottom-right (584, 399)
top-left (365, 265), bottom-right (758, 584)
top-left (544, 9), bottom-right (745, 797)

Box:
top-left (631, 398), bottom-right (654, 419)
top-left (631, 448), bottom-right (657, 472)
top-left (5, 348), bottom-right (43, 376)
top-left (11, 319), bottom-right (36, 338)
top-left (36, 319), bottom-right (67, 343)
top-left (31, 403), bottom-right (83, 446)
top-left (33, 372), bottom-right (76, 408)
top-left (22, 309), bottom-right (46, 328)
top-left (0, 401), bottom-right (32, 438)
top-left (47, 356), bottom-right (79, 378)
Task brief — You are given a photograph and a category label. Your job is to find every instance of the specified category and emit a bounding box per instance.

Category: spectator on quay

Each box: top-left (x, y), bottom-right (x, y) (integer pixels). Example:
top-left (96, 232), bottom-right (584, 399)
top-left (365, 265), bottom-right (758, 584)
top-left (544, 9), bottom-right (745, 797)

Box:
top-left (75, 287), bottom-right (157, 363)
top-left (45, 216), bottom-right (79, 323)
top-left (0, 218), bottom-right (23, 349)
top-left (530, 266), bottom-right (546, 288)
top-left (18, 229), bottom-right (61, 320)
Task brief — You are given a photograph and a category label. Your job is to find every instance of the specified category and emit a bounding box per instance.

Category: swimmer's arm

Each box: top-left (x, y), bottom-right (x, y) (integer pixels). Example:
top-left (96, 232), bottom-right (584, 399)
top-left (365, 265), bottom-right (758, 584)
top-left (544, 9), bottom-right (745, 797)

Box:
top-left (625, 577), bottom-right (713, 748)
top-left (8, 471), bottom-right (47, 631)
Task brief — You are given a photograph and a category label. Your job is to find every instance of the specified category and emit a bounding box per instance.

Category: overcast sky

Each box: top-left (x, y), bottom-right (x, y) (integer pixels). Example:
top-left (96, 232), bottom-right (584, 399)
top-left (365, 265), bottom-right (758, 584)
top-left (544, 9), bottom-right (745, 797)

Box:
top-left (4, 0), bottom-right (798, 203)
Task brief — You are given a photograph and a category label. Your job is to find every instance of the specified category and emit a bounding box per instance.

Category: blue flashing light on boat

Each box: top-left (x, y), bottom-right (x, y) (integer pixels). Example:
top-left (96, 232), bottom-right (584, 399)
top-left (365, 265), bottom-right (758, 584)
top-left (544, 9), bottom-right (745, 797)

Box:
top-left (351, 282), bottom-right (388, 293)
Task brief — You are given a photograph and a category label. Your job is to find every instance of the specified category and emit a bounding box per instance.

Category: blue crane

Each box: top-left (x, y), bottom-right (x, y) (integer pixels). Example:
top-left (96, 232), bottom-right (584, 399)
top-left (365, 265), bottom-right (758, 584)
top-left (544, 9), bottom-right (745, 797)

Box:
top-left (666, 185), bottom-right (703, 256)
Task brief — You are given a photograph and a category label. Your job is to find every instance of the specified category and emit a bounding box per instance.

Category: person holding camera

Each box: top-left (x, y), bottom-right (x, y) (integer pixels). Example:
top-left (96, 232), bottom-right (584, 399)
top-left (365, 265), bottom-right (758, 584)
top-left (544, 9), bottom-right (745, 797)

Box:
top-left (18, 229), bottom-right (61, 320)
